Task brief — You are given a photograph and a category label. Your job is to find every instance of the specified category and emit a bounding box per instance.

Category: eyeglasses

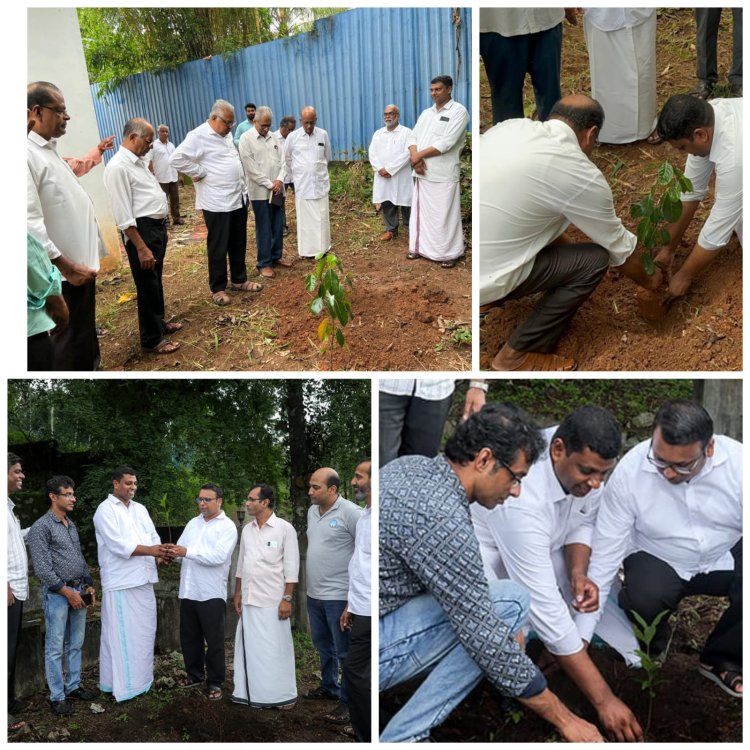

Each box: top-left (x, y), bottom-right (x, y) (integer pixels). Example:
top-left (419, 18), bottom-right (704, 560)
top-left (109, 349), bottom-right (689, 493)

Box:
top-left (216, 115), bottom-right (235, 128)
top-left (38, 105), bottom-right (68, 116)
top-left (498, 461), bottom-right (523, 488)
top-left (646, 440), bottom-right (706, 475)
top-left (55, 491), bottom-right (76, 498)
top-left (195, 496), bottom-right (217, 504)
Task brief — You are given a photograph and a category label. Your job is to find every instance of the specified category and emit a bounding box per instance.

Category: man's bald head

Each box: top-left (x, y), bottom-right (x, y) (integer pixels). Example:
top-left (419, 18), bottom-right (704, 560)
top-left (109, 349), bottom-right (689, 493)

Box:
top-left (549, 95), bottom-right (604, 156)
top-left (308, 466), bottom-right (340, 508)
top-left (27, 81), bottom-right (69, 140)
top-left (300, 106), bottom-right (318, 135)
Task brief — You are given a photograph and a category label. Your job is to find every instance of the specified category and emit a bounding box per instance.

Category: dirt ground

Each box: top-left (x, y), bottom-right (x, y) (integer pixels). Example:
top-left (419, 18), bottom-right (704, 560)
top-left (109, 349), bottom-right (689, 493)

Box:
top-left (380, 595), bottom-right (741, 742)
top-left (96, 171), bottom-right (471, 372)
top-left (479, 8), bottom-right (742, 371)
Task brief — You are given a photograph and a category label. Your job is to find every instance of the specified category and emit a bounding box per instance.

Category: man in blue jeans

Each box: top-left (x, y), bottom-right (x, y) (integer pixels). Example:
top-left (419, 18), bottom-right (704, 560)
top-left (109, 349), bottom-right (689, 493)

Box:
top-left (305, 466), bottom-right (362, 724)
top-left (379, 403), bottom-right (604, 742)
top-left (27, 476), bottom-right (97, 715)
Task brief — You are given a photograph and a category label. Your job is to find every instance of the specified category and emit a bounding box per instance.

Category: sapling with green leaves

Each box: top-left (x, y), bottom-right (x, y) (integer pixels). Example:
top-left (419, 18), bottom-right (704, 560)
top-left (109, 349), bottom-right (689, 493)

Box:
top-left (631, 608), bottom-right (671, 736)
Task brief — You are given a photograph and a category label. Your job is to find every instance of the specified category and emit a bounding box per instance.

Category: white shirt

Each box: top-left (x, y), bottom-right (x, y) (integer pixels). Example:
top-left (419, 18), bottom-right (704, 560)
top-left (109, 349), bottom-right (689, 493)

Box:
top-left (471, 426), bottom-right (600, 656)
top-left (575, 434), bottom-right (742, 643)
top-left (347, 505), bottom-right (371, 616)
top-left (681, 97), bottom-right (743, 249)
top-left (93, 494), bottom-right (161, 592)
top-left (103, 147), bottom-right (169, 230)
top-left (409, 99), bottom-right (469, 183)
top-left (368, 124), bottom-right (413, 206)
top-left (379, 379), bottom-right (456, 400)
top-left (236, 512), bottom-right (299, 608)
top-left (169, 121), bottom-right (246, 212)
top-left (176, 511), bottom-right (237, 602)
top-left (272, 129), bottom-right (293, 186)
top-left (480, 8), bottom-right (564, 36)
top-left (7, 499), bottom-right (29, 601)
top-left (584, 8), bottom-right (655, 32)
top-left (284, 126), bottom-right (331, 199)
top-left (27, 131), bottom-right (104, 275)
top-left (479, 117), bottom-right (636, 305)
top-left (149, 139), bottom-right (178, 184)
top-left (238, 127), bottom-right (286, 201)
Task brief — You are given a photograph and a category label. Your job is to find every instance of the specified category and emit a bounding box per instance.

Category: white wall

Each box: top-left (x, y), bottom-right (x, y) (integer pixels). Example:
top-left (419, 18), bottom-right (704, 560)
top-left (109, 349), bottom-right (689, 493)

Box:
top-left (28, 7), bottom-right (120, 270)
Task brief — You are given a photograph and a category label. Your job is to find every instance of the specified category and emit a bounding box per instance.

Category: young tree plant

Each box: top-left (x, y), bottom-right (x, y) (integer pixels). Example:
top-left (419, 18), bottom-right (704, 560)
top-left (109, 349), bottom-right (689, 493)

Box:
top-left (631, 608), bottom-right (671, 737)
top-left (305, 251), bottom-right (353, 369)
top-left (158, 492), bottom-right (173, 543)
top-left (630, 161), bottom-right (693, 275)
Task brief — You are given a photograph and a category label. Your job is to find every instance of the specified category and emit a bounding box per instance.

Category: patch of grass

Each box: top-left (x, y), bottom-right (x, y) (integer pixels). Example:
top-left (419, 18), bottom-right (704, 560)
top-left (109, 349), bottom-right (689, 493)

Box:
top-left (329, 158), bottom-right (373, 205)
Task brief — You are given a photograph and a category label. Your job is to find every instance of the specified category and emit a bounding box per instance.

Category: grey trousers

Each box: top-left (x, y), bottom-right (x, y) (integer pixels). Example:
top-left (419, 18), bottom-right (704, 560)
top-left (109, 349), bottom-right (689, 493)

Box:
top-left (695, 8), bottom-right (742, 85)
top-left (382, 201), bottom-right (411, 235)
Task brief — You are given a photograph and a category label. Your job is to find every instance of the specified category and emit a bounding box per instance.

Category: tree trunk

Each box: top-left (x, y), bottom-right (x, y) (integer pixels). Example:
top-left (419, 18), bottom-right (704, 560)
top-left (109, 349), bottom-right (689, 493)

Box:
top-left (698, 379), bottom-right (742, 441)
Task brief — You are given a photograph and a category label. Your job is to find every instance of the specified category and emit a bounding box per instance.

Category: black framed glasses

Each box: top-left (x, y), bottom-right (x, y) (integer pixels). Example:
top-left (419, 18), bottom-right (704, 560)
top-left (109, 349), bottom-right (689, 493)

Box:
top-left (39, 105), bottom-right (68, 116)
top-left (498, 460), bottom-right (523, 488)
top-left (195, 496), bottom-right (217, 504)
top-left (216, 115), bottom-right (235, 128)
top-left (646, 440), bottom-right (706, 475)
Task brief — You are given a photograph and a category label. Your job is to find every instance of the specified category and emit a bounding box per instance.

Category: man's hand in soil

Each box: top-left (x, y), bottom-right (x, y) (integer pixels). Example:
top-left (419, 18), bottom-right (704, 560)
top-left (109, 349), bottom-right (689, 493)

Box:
top-left (557, 713), bottom-right (604, 743)
top-left (664, 243), bottom-right (718, 302)
top-left (597, 695), bottom-right (644, 742)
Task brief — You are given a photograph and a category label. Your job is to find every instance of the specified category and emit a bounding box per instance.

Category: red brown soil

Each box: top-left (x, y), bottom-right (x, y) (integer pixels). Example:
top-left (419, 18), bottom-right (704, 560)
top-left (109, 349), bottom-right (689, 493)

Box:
top-left (479, 9), bottom-right (742, 371)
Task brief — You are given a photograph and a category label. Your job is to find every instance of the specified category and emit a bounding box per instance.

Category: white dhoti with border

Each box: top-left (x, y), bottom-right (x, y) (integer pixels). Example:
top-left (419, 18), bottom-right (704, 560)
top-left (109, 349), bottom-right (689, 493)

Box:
top-left (408, 179), bottom-right (464, 261)
top-left (232, 605), bottom-right (297, 707)
top-left (295, 195), bottom-right (332, 257)
top-left (99, 584), bottom-right (156, 701)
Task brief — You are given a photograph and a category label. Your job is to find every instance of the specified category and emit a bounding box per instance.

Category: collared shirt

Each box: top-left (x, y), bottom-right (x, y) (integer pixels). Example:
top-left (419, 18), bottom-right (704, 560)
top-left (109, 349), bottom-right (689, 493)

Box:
top-left (379, 378), bottom-right (456, 401)
top-left (479, 117), bottom-right (637, 305)
top-left (103, 147), bottom-right (169, 230)
top-left (368, 124), bottom-right (414, 206)
top-left (480, 8), bottom-right (564, 36)
top-left (380, 454), bottom-right (545, 698)
top-left (176, 510), bottom-right (237, 602)
top-left (681, 97), bottom-right (743, 249)
top-left (306, 496), bottom-right (361, 600)
top-left (409, 99), bottom-right (469, 183)
top-left (272, 129), bottom-right (293, 186)
top-left (471, 426), bottom-right (600, 656)
top-left (7, 498), bottom-right (28, 601)
top-left (27, 509), bottom-right (92, 592)
top-left (347, 505), bottom-right (371, 616)
top-left (236, 512), bottom-right (299, 608)
top-left (27, 231), bottom-right (62, 337)
top-left (575, 434), bottom-right (743, 643)
top-left (233, 119), bottom-right (254, 147)
top-left (284, 126), bottom-right (331, 199)
top-left (238, 127), bottom-right (286, 200)
top-left (93, 494), bottom-right (161, 592)
top-left (170, 122), bottom-right (246, 212)
top-left (27, 131), bottom-right (104, 274)
top-left (149, 139), bottom-right (178, 184)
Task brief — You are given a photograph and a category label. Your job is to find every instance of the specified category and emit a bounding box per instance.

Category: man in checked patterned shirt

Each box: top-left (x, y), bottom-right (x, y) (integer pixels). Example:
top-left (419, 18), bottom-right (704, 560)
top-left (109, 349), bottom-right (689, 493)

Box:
top-left (379, 403), bottom-right (604, 742)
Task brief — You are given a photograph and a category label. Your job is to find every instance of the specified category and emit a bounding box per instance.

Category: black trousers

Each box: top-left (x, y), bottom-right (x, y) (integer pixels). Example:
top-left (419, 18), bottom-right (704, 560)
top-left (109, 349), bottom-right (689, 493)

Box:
top-left (342, 614), bottom-right (371, 742)
top-left (27, 331), bottom-right (54, 370)
top-left (202, 204), bottom-right (249, 293)
top-left (619, 540), bottom-right (742, 667)
top-left (123, 218), bottom-right (168, 349)
top-left (52, 280), bottom-right (100, 371)
top-left (159, 181), bottom-right (181, 221)
top-left (695, 8), bottom-right (743, 85)
top-left (8, 598), bottom-right (23, 710)
top-left (180, 598), bottom-right (227, 687)
top-left (381, 201), bottom-right (411, 235)
top-left (505, 242), bottom-right (609, 353)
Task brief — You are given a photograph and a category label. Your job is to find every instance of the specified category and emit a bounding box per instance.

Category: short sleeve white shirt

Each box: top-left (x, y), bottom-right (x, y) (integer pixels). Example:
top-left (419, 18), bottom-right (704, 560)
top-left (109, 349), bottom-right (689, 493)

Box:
top-left (409, 99), bottom-right (469, 183)
top-left (347, 506), bottom-right (372, 616)
top-left (480, 8), bottom-right (565, 36)
top-left (150, 139), bottom-right (178, 184)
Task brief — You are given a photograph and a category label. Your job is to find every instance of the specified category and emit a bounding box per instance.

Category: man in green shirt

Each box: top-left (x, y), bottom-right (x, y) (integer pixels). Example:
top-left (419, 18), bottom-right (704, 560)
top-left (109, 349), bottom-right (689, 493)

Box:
top-left (233, 102), bottom-right (256, 146)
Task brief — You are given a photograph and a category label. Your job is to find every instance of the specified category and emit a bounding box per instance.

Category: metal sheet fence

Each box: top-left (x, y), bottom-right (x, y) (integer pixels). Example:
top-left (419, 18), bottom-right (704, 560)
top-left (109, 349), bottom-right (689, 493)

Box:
top-left (90, 7), bottom-right (471, 161)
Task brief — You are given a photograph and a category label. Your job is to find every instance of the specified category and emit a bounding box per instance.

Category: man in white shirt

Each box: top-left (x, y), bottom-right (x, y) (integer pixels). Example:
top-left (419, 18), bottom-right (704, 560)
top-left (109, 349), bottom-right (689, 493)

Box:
top-left (149, 124), bottom-right (183, 225)
top-left (340, 459), bottom-right (371, 742)
top-left (480, 94), bottom-right (661, 371)
top-left (655, 94), bottom-right (743, 300)
top-left (232, 484), bottom-right (299, 708)
top-left (368, 105), bottom-right (412, 242)
top-left (27, 81), bottom-right (100, 371)
top-left (407, 76), bottom-right (469, 268)
top-left (472, 407), bottom-right (643, 741)
top-left (284, 106), bottom-right (332, 258)
top-left (576, 400), bottom-right (742, 698)
top-left (93, 466), bottom-right (172, 702)
top-left (103, 118), bottom-right (181, 355)
top-left (170, 99), bottom-right (261, 307)
top-left (272, 116), bottom-right (297, 236)
top-left (168, 483), bottom-right (237, 701)
top-left (239, 106), bottom-right (292, 279)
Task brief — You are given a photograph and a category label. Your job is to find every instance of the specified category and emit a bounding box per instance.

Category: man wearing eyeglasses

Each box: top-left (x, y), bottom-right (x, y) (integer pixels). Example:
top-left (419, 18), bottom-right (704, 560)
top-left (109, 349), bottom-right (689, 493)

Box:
top-left (576, 400), bottom-right (742, 698)
top-left (471, 406), bottom-right (643, 741)
top-left (170, 99), bottom-right (260, 307)
top-left (27, 476), bottom-right (98, 715)
top-left (168, 484), bottom-right (237, 701)
top-left (380, 404), bottom-right (604, 742)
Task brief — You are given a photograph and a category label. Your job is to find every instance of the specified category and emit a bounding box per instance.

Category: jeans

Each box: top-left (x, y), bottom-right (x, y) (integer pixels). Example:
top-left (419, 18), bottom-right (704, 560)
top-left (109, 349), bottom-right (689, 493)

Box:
top-left (42, 585), bottom-right (87, 702)
top-left (379, 580), bottom-right (530, 742)
top-left (307, 596), bottom-right (350, 704)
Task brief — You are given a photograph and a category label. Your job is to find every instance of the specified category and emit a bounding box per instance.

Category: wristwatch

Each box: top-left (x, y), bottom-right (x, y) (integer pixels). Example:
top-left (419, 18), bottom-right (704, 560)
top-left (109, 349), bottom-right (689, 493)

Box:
top-left (281, 594), bottom-right (293, 603)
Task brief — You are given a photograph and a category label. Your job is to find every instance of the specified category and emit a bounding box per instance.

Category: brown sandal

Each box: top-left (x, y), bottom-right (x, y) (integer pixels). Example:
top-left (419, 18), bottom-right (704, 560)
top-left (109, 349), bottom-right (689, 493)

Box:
top-left (230, 280), bottom-right (263, 292)
top-left (164, 321), bottom-right (184, 333)
top-left (143, 339), bottom-right (181, 354)
top-left (212, 291), bottom-right (231, 306)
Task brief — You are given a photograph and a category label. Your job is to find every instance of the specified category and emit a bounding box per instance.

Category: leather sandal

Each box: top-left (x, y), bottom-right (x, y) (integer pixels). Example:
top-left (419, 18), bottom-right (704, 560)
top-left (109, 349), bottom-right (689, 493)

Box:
top-left (491, 349), bottom-right (576, 372)
top-left (699, 663), bottom-right (742, 698)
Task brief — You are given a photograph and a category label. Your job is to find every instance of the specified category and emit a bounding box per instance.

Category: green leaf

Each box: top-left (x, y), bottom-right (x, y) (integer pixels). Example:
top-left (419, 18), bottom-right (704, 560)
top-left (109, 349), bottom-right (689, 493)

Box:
top-left (657, 161), bottom-right (675, 185)
top-left (630, 200), bottom-right (646, 219)
top-left (660, 193), bottom-right (682, 223)
top-left (630, 610), bottom-right (649, 631)
top-left (335, 298), bottom-right (349, 326)
top-left (335, 328), bottom-right (345, 347)
top-left (658, 228), bottom-right (671, 246)
top-left (305, 274), bottom-right (317, 293)
top-left (310, 297), bottom-right (324, 315)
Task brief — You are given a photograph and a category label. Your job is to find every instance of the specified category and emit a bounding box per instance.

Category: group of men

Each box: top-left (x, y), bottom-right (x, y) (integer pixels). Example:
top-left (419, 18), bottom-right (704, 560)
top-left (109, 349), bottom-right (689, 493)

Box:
top-left (380, 398), bottom-right (741, 741)
top-left (7, 457), bottom-right (372, 742)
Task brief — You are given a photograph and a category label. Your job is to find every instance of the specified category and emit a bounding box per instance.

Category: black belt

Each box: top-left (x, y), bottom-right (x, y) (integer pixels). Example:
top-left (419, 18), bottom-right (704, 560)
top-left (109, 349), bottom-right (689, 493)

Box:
top-left (137, 216), bottom-right (168, 227)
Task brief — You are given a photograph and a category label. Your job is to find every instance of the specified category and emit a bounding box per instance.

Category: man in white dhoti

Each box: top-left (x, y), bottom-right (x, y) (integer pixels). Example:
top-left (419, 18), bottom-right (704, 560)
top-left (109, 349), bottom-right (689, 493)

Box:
top-left (93, 466), bottom-right (172, 702)
top-left (406, 75), bottom-right (469, 268)
top-left (583, 9), bottom-right (658, 145)
top-left (368, 105), bottom-right (413, 242)
top-left (284, 107), bottom-right (332, 258)
top-left (232, 484), bottom-right (299, 708)
top-left (471, 407), bottom-right (643, 742)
